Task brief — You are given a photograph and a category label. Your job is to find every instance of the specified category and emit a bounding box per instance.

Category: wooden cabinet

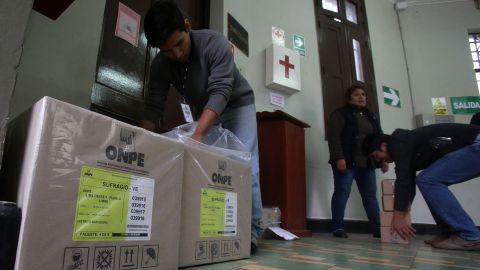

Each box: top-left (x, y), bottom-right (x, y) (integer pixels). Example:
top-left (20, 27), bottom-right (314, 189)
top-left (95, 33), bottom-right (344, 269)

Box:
top-left (90, 0), bottom-right (209, 130)
top-left (257, 110), bottom-right (311, 237)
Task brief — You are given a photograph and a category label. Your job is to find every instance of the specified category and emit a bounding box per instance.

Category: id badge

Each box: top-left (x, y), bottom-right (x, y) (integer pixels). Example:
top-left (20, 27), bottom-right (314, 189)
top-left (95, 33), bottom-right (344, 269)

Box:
top-left (180, 102), bottom-right (194, 123)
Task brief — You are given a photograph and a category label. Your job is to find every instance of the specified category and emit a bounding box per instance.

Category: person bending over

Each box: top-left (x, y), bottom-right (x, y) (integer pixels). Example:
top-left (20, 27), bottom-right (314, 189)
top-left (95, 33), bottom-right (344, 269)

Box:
top-left (363, 123), bottom-right (480, 251)
top-left (142, 0), bottom-right (263, 254)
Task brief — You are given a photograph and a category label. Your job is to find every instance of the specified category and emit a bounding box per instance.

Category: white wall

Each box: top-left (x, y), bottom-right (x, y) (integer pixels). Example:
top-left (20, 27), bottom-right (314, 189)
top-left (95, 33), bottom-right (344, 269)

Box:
top-left (212, 0), bottom-right (480, 226)
top-left (10, 0), bottom-right (106, 118)
top-left (396, 1), bottom-right (480, 224)
top-left (6, 0), bottom-right (480, 226)
top-left (398, 1), bottom-right (480, 124)
top-left (366, 0), bottom-right (433, 224)
top-left (211, 0), bottom-right (336, 219)
top-left (0, 0), bottom-right (34, 169)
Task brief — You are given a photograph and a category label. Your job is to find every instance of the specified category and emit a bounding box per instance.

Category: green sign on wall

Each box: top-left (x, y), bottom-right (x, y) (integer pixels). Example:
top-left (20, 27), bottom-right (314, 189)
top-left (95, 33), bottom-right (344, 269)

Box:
top-left (382, 86), bottom-right (401, 108)
top-left (293, 34), bottom-right (305, 56)
top-left (450, 96), bottom-right (480, 114)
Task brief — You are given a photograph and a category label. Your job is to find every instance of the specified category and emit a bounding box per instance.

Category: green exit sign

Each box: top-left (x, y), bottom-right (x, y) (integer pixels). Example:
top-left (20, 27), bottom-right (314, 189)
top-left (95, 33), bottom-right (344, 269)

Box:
top-left (450, 96), bottom-right (480, 114)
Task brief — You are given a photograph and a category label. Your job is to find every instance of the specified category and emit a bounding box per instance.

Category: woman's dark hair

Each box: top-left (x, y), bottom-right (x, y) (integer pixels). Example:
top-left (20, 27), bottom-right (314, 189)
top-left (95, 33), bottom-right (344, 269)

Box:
top-left (344, 84), bottom-right (365, 104)
top-left (144, 0), bottom-right (186, 48)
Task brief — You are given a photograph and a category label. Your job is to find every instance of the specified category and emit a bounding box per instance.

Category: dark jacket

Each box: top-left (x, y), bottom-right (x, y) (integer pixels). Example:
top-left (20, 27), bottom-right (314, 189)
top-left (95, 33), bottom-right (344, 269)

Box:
top-left (327, 105), bottom-right (382, 168)
top-left (389, 123), bottom-right (480, 211)
top-left (471, 112), bottom-right (480, 126)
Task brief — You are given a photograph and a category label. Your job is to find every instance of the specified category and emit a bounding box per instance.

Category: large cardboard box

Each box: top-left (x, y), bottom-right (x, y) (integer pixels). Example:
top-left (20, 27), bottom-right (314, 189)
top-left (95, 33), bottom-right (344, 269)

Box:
top-left (179, 143), bottom-right (251, 267)
top-left (0, 97), bottom-right (184, 270)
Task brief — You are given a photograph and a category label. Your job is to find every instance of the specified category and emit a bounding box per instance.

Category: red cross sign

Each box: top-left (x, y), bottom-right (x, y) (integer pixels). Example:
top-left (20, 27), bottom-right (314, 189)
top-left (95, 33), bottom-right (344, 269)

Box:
top-left (279, 55), bottom-right (295, 79)
top-left (266, 44), bottom-right (301, 94)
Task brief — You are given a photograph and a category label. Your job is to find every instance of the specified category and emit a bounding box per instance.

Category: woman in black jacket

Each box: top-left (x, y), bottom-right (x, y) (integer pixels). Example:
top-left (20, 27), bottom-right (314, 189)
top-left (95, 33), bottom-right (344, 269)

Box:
top-left (327, 84), bottom-right (383, 238)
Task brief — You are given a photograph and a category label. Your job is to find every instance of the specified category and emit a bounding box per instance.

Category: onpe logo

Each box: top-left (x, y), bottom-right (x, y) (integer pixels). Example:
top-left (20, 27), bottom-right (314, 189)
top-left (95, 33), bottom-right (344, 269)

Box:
top-left (218, 160), bottom-right (226, 171)
top-left (105, 129), bottom-right (145, 167)
top-left (212, 160), bottom-right (231, 185)
top-left (120, 129), bottom-right (136, 150)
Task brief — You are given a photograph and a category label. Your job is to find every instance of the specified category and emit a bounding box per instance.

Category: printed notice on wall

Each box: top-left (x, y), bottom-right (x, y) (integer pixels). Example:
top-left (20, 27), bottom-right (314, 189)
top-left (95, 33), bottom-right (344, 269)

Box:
top-left (200, 188), bottom-right (237, 237)
top-left (272, 26), bottom-right (285, 47)
top-left (73, 166), bottom-right (154, 241)
top-left (270, 91), bottom-right (285, 108)
top-left (432, 97), bottom-right (448, 115)
top-left (115, 2), bottom-right (141, 47)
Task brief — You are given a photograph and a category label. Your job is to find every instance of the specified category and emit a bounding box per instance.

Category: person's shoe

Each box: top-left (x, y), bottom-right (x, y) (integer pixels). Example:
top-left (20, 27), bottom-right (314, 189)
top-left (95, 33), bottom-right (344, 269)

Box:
top-left (333, 229), bottom-right (348, 238)
top-left (373, 232), bottom-right (381, 238)
top-left (250, 242), bottom-right (257, 255)
top-left (432, 235), bottom-right (480, 251)
top-left (424, 234), bottom-right (451, 245)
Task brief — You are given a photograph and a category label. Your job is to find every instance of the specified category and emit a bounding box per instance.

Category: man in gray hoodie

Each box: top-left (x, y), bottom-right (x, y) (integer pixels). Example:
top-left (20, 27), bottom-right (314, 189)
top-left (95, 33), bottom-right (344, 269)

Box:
top-left (142, 0), bottom-right (263, 254)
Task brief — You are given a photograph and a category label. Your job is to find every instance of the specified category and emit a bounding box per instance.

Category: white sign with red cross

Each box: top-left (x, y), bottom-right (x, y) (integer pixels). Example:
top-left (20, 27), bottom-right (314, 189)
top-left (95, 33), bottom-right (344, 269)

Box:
top-left (265, 44), bottom-right (301, 94)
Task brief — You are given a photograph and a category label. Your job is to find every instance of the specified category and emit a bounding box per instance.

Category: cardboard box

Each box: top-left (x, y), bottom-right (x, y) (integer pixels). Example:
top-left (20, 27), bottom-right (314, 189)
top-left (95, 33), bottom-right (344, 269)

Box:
top-left (381, 211), bottom-right (411, 227)
top-left (380, 227), bottom-right (409, 244)
top-left (178, 143), bottom-right (251, 267)
top-left (0, 97), bottom-right (184, 270)
top-left (381, 179), bottom-right (395, 195)
top-left (261, 207), bottom-right (281, 229)
top-left (380, 211), bottom-right (393, 227)
top-left (382, 195), bottom-right (394, 211)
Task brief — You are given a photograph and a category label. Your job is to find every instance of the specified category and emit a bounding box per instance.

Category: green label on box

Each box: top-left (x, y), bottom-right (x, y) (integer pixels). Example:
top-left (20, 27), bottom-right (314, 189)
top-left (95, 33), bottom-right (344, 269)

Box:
top-left (73, 166), bottom-right (154, 241)
top-left (200, 188), bottom-right (237, 237)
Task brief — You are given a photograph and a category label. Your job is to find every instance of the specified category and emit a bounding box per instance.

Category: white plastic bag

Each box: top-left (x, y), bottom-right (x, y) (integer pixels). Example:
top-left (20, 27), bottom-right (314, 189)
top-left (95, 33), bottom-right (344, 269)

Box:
top-left (163, 122), bottom-right (251, 164)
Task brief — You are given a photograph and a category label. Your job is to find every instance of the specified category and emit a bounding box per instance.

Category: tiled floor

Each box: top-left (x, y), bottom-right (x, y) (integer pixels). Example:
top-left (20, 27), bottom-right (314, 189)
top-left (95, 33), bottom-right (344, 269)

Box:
top-left (185, 233), bottom-right (480, 270)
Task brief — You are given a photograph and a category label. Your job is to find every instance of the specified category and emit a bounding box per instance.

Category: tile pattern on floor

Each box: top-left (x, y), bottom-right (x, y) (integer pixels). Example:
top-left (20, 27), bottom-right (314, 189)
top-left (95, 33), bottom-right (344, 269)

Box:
top-left (183, 233), bottom-right (480, 270)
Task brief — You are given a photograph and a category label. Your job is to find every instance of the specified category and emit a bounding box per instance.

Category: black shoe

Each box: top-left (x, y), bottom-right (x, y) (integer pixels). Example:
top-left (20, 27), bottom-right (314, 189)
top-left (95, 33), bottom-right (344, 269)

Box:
top-left (250, 242), bottom-right (257, 255)
top-left (373, 232), bottom-right (381, 238)
top-left (333, 229), bottom-right (348, 238)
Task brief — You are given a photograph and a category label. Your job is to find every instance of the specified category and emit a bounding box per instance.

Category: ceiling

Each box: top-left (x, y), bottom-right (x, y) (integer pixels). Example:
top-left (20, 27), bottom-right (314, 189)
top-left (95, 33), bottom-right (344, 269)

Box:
top-left (390, 0), bottom-right (473, 9)
top-left (391, 0), bottom-right (471, 4)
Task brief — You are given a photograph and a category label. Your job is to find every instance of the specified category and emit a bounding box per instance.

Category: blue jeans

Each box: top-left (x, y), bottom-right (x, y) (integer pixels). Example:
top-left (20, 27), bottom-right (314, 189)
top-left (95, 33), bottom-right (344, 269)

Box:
top-left (217, 104), bottom-right (263, 241)
top-left (331, 165), bottom-right (380, 234)
top-left (416, 134), bottom-right (480, 240)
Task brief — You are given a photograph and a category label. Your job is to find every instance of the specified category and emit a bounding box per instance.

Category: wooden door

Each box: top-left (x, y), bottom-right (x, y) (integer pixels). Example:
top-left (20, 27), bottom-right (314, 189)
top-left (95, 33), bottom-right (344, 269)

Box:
top-left (318, 16), bottom-right (350, 125)
top-left (315, 0), bottom-right (379, 131)
top-left (90, 0), bottom-right (209, 130)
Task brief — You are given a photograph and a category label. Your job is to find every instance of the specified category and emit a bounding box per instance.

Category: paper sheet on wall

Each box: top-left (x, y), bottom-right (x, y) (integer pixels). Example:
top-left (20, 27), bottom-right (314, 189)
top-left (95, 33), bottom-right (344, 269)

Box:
top-left (115, 2), bottom-right (140, 47)
top-left (270, 91), bottom-right (285, 108)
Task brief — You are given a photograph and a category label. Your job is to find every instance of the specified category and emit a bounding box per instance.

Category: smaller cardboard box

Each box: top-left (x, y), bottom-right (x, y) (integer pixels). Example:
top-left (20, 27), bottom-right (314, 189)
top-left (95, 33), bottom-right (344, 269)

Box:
top-left (381, 227), bottom-right (409, 244)
top-left (381, 179), bottom-right (395, 195)
top-left (382, 195), bottom-right (394, 211)
top-left (380, 211), bottom-right (411, 227)
top-left (178, 143), bottom-right (251, 267)
top-left (380, 211), bottom-right (393, 227)
top-left (261, 207), bottom-right (281, 229)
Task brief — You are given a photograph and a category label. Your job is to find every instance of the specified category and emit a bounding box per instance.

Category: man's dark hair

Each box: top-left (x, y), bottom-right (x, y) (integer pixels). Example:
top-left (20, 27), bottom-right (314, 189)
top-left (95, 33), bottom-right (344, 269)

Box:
top-left (362, 133), bottom-right (391, 156)
top-left (471, 112), bottom-right (480, 126)
top-left (144, 0), bottom-right (186, 48)
top-left (344, 84), bottom-right (365, 104)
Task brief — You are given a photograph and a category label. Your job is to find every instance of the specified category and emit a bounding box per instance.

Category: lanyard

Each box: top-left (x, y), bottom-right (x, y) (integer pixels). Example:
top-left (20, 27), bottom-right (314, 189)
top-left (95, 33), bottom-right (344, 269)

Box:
top-left (179, 65), bottom-right (193, 123)
top-left (180, 66), bottom-right (188, 101)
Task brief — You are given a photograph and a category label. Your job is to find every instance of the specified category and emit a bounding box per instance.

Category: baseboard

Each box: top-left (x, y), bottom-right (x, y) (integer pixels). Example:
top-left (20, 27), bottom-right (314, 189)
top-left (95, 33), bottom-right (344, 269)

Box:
top-left (306, 218), bottom-right (442, 235)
